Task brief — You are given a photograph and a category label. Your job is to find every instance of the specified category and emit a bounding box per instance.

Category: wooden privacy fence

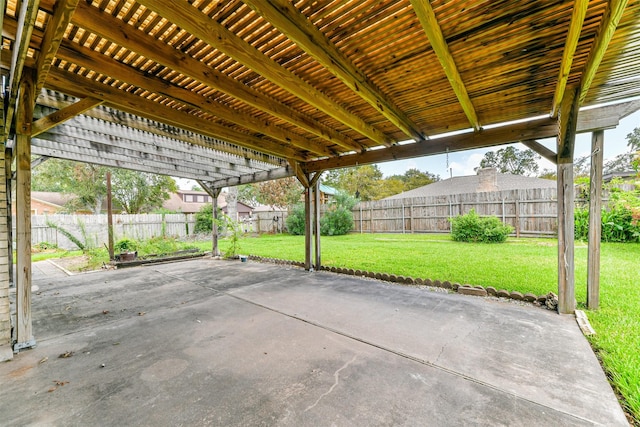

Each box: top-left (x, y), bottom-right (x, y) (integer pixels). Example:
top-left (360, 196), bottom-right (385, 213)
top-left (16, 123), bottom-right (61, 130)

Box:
top-left (354, 189), bottom-right (575, 237)
top-left (24, 214), bottom-right (197, 250)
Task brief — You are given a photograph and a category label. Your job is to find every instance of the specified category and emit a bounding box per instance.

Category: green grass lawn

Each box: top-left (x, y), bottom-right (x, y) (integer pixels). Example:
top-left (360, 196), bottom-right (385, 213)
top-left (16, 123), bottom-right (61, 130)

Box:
top-left (214, 233), bottom-right (640, 422)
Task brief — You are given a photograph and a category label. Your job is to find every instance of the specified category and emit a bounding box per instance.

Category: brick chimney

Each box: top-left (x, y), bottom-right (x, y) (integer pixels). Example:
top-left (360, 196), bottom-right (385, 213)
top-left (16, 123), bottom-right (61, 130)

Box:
top-left (476, 168), bottom-right (498, 192)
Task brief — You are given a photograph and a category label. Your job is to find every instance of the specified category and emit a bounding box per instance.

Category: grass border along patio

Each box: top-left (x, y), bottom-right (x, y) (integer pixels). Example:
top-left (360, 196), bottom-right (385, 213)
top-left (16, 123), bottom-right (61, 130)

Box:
top-left (217, 233), bottom-right (640, 424)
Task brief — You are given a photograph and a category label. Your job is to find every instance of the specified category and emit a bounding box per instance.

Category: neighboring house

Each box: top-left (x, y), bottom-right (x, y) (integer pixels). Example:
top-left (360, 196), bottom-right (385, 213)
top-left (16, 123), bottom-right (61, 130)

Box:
top-left (603, 171), bottom-right (638, 192)
top-left (382, 168), bottom-right (556, 200)
top-left (28, 192), bottom-right (71, 215)
top-left (163, 190), bottom-right (253, 218)
top-left (318, 184), bottom-right (339, 204)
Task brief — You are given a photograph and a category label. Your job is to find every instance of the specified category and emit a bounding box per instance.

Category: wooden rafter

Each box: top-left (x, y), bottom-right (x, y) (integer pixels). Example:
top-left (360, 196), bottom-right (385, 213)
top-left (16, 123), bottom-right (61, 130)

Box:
top-left (5, 0), bottom-right (41, 137)
top-left (135, 0), bottom-right (390, 148)
top-left (36, 93), bottom-right (287, 168)
top-left (558, 87), bottom-right (580, 163)
top-left (551, 0), bottom-right (589, 117)
top-left (209, 167), bottom-right (294, 192)
top-left (45, 67), bottom-right (308, 161)
top-left (243, 0), bottom-right (426, 142)
top-left (288, 159), bottom-right (309, 188)
top-left (520, 140), bottom-right (558, 165)
top-left (56, 42), bottom-right (334, 158)
top-left (70, 2), bottom-right (361, 153)
top-left (410, 0), bottom-right (480, 131)
top-left (579, 0), bottom-right (630, 104)
top-left (33, 0), bottom-right (80, 97)
top-left (31, 96), bottom-right (103, 136)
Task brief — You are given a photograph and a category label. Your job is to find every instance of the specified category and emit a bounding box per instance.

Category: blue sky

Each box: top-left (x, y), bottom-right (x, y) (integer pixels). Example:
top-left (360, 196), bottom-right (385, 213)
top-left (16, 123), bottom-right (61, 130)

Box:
top-left (377, 109), bottom-right (640, 179)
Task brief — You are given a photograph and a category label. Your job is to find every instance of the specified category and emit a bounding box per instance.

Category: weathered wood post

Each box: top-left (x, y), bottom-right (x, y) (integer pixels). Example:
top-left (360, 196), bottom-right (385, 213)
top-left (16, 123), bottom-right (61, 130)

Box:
top-left (15, 70), bottom-right (36, 352)
top-left (314, 179), bottom-right (321, 269)
top-left (106, 171), bottom-right (114, 261)
top-left (587, 130), bottom-right (604, 309)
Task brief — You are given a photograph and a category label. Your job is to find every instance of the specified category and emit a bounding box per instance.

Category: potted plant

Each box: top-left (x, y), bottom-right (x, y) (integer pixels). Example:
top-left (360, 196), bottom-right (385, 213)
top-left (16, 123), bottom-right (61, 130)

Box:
top-left (115, 238), bottom-right (138, 261)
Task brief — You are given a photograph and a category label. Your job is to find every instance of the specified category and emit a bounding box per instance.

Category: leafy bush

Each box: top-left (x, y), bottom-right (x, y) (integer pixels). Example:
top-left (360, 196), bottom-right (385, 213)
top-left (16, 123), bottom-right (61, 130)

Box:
top-left (320, 207), bottom-right (353, 236)
top-left (194, 204), bottom-right (224, 234)
top-left (449, 209), bottom-right (513, 243)
top-left (115, 238), bottom-right (137, 253)
top-left (136, 236), bottom-right (179, 256)
top-left (574, 178), bottom-right (640, 243)
top-left (286, 204), bottom-right (306, 235)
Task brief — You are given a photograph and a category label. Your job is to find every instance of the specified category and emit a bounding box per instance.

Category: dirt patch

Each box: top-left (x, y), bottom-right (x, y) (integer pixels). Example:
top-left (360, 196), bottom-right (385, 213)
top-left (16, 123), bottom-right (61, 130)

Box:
top-left (49, 256), bottom-right (95, 272)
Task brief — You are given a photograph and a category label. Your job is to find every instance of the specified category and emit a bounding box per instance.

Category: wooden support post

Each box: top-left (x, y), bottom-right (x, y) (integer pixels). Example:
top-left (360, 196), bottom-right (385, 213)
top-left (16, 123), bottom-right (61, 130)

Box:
top-left (0, 145), bottom-right (12, 361)
top-left (212, 188), bottom-right (221, 257)
top-left (14, 70), bottom-right (36, 352)
top-left (106, 171), bottom-right (114, 261)
top-left (556, 87), bottom-right (579, 315)
top-left (313, 179), bottom-right (321, 269)
top-left (587, 130), bottom-right (604, 310)
top-left (304, 184), bottom-right (312, 270)
top-left (4, 148), bottom-right (13, 289)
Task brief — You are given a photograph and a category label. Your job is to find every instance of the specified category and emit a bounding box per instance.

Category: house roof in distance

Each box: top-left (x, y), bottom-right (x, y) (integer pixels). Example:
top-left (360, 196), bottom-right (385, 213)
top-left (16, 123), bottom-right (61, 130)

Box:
top-left (383, 168), bottom-right (556, 200)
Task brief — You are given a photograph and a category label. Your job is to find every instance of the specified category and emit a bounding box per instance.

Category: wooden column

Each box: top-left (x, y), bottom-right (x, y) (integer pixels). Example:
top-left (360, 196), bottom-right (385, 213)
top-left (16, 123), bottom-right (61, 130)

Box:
top-left (0, 146), bottom-right (12, 361)
top-left (556, 87), bottom-right (579, 314)
top-left (587, 130), bottom-right (604, 310)
top-left (313, 179), bottom-right (321, 269)
top-left (212, 188), bottom-right (221, 257)
top-left (14, 70), bottom-right (36, 352)
top-left (106, 171), bottom-right (114, 261)
top-left (304, 184), bottom-right (312, 270)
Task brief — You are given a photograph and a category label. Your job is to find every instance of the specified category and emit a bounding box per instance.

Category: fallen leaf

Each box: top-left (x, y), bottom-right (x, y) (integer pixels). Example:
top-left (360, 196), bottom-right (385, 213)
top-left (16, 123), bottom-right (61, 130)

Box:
top-left (38, 357), bottom-right (48, 364)
top-left (102, 310), bottom-right (110, 315)
top-left (58, 351), bottom-right (74, 359)
top-left (138, 312), bottom-right (146, 316)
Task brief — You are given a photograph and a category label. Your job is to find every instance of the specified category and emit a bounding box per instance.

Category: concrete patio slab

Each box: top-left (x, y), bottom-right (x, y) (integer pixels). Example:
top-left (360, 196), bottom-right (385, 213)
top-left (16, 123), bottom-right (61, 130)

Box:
top-left (0, 258), bottom-right (626, 426)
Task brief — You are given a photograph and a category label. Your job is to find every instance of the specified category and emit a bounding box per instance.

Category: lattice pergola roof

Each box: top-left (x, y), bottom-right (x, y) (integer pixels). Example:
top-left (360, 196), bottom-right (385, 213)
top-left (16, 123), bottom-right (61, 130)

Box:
top-left (2, 0), bottom-right (640, 187)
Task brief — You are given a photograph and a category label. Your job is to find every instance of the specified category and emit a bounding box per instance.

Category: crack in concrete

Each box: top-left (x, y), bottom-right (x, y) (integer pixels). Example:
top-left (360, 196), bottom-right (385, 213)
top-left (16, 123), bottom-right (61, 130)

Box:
top-left (304, 355), bottom-right (357, 412)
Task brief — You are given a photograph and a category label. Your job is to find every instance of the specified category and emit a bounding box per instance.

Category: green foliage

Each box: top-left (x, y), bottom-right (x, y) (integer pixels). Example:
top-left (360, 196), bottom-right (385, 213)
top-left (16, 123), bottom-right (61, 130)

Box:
top-left (255, 176), bottom-right (302, 208)
top-left (114, 238), bottom-right (137, 253)
top-left (215, 214), bottom-right (243, 258)
top-left (136, 236), bottom-right (179, 256)
top-left (34, 242), bottom-right (58, 251)
top-left (194, 204), bottom-right (224, 234)
top-left (627, 126), bottom-right (640, 152)
top-left (477, 146), bottom-right (540, 176)
top-left (320, 207), bottom-right (353, 236)
top-left (111, 170), bottom-right (177, 214)
top-left (449, 209), bottom-right (513, 243)
top-left (575, 178), bottom-right (640, 243)
top-left (46, 220), bottom-right (86, 251)
top-left (285, 204), bottom-right (306, 235)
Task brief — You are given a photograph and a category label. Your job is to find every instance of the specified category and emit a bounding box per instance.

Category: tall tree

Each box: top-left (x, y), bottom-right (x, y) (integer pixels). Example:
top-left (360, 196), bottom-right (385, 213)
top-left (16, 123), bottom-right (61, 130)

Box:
top-left (322, 165), bottom-right (383, 201)
top-left (627, 127), bottom-right (640, 152)
top-left (32, 158), bottom-right (107, 214)
top-left (256, 176), bottom-right (302, 208)
top-left (110, 170), bottom-right (177, 214)
top-left (477, 146), bottom-right (540, 176)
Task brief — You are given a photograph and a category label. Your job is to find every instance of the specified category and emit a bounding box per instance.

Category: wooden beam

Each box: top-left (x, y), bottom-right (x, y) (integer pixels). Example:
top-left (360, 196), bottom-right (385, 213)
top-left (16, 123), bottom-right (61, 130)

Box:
top-left (207, 166), bottom-right (293, 189)
top-left (244, 0), bottom-right (425, 142)
top-left (303, 117), bottom-right (558, 173)
top-left (5, 0), bottom-right (40, 137)
top-left (579, 0), bottom-right (630, 104)
top-left (55, 42), bottom-right (335, 157)
top-left (587, 130), bottom-right (604, 310)
top-left (71, 1), bottom-right (362, 153)
top-left (44, 67), bottom-right (308, 161)
top-left (14, 69), bottom-right (36, 352)
top-left (576, 99), bottom-right (640, 133)
top-left (136, 0), bottom-right (388, 148)
top-left (551, 0), bottom-right (589, 117)
top-left (34, 0), bottom-right (80, 96)
top-left (520, 140), bottom-right (558, 165)
top-left (289, 160), bottom-right (309, 188)
top-left (410, 0), bottom-right (479, 131)
top-left (31, 97), bottom-right (103, 136)
top-left (558, 87), bottom-right (580, 163)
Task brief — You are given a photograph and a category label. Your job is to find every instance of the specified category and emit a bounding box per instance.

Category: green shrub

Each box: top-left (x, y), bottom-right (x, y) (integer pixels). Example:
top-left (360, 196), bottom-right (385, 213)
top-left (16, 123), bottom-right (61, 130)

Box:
top-left (194, 204), bottom-right (224, 234)
top-left (320, 206), bottom-right (353, 236)
top-left (449, 209), bottom-right (513, 243)
top-left (286, 204), bottom-right (306, 235)
top-left (115, 238), bottom-right (137, 253)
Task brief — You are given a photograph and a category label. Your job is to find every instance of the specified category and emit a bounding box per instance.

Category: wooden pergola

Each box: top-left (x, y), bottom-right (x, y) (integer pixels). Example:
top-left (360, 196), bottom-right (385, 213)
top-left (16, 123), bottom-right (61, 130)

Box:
top-left (1, 0), bottom-right (640, 359)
